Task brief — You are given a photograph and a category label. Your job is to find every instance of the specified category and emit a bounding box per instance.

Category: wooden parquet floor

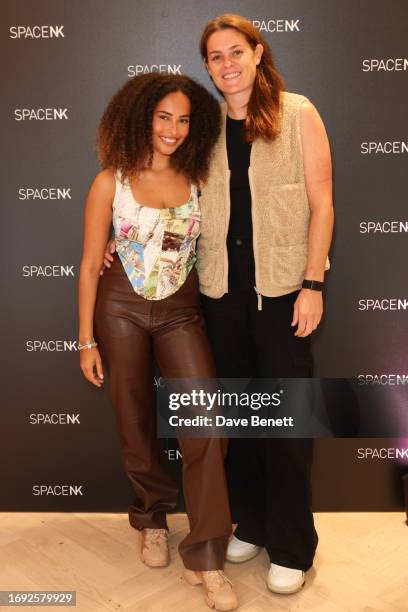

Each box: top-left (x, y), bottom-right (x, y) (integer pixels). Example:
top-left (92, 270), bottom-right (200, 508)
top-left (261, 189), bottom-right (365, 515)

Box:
top-left (0, 512), bottom-right (407, 611)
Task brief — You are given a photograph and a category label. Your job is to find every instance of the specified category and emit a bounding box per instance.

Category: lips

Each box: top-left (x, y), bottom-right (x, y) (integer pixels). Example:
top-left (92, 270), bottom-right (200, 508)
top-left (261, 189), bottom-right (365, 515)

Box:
top-left (160, 136), bottom-right (177, 145)
top-left (222, 71), bottom-right (241, 80)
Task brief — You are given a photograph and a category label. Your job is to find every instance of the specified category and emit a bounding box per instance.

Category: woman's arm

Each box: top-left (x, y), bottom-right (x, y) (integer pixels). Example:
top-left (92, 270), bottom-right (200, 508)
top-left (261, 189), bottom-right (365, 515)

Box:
top-left (291, 100), bottom-right (334, 338)
top-left (78, 169), bottom-right (115, 385)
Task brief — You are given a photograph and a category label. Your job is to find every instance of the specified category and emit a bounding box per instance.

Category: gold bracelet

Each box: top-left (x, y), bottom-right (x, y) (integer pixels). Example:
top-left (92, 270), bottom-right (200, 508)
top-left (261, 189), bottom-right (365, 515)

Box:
top-left (78, 339), bottom-right (98, 351)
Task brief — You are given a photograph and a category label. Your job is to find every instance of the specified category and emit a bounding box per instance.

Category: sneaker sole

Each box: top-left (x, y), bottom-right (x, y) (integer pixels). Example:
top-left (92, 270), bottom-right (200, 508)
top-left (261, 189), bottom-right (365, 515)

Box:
top-left (140, 554), bottom-right (170, 568)
top-left (226, 547), bottom-right (261, 564)
top-left (205, 595), bottom-right (238, 611)
top-left (266, 578), bottom-right (305, 595)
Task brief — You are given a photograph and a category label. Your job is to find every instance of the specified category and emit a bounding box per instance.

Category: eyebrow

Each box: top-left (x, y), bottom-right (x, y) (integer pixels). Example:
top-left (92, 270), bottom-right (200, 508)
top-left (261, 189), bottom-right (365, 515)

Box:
top-left (208, 44), bottom-right (242, 56)
top-left (156, 110), bottom-right (190, 117)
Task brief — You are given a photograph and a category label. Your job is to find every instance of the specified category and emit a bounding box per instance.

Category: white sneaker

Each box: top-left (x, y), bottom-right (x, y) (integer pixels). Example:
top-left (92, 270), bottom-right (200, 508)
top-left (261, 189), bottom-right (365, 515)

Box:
top-left (267, 563), bottom-right (305, 594)
top-left (226, 535), bottom-right (261, 563)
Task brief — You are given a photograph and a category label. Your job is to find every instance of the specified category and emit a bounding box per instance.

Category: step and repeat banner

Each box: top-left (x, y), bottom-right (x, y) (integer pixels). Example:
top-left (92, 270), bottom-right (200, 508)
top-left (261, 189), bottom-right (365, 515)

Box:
top-left (1, 0), bottom-right (407, 512)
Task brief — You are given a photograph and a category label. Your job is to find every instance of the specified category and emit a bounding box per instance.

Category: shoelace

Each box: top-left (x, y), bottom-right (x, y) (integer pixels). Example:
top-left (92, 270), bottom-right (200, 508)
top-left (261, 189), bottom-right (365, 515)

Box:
top-left (203, 570), bottom-right (232, 591)
top-left (144, 528), bottom-right (167, 546)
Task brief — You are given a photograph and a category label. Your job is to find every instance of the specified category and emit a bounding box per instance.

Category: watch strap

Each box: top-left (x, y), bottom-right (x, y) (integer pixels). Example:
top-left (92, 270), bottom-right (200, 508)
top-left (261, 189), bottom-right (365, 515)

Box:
top-left (302, 279), bottom-right (324, 291)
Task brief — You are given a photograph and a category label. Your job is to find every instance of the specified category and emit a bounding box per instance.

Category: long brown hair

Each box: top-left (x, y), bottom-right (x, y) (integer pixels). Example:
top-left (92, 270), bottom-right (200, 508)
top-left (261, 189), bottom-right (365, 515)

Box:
top-left (200, 13), bottom-right (284, 142)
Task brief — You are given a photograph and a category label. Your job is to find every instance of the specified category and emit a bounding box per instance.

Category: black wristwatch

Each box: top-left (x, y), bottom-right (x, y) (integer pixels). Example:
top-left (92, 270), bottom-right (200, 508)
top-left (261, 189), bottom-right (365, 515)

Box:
top-left (301, 279), bottom-right (324, 291)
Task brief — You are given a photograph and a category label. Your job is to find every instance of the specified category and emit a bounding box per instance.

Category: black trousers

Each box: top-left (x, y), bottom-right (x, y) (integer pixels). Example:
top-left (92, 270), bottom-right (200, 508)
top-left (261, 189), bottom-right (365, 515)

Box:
top-left (201, 288), bottom-right (318, 571)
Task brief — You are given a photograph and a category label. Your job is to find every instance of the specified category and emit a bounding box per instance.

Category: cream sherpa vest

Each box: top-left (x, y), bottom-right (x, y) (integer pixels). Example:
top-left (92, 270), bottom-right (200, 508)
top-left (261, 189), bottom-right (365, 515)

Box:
top-left (197, 91), bottom-right (314, 299)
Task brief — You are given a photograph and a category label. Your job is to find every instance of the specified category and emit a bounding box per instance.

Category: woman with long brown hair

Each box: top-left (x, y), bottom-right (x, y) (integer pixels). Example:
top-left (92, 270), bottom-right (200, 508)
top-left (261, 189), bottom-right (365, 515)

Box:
top-left (79, 72), bottom-right (238, 611)
top-left (198, 13), bottom-right (333, 595)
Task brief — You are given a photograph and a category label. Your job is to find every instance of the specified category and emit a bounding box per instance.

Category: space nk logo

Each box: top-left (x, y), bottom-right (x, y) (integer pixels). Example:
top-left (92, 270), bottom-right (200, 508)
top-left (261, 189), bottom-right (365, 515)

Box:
top-left (9, 26), bottom-right (65, 39)
top-left (22, 266), bottom-right (75, 278)
top-left (358, 374), bottom-right (408, 385)
top-left (357, 448), bottom-right (408, 460)
top-left (361, 141), bottom-right (408, 154)
top-left (362, 58), bottom-right (408, 71)
top-left (32, 485), bottom-right (84, 496)
top-left (358, 298), bottom-right (408, 311)
top-left (128, 65), bottom-right (182, 78)
top-left (359, 221), bottom-right (408, 234)
top-left (29, 413), bottom-right (81, 425)
top-left (14, 108), bottom-right (68, 121)
top-left (26, 340), bottom-right (77, 352)
top-left (252, 19), bottom-right (300, 32)
top-left (18, 187), bottom-right (71, 200)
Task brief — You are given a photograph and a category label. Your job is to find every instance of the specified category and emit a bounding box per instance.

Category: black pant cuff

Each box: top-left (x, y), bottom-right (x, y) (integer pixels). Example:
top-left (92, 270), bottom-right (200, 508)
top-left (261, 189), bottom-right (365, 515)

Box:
top-left (266, 549), bottom-right (314, 572)
top-left (234, 526), bottom-right (265, 548)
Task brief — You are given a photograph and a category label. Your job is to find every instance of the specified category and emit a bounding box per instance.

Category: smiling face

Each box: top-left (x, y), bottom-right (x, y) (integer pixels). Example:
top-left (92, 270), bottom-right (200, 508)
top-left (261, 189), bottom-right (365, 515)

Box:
top-left (151, 90), bottom-right (191, 158)
top-left (205, 28), bottom-right (263, 99)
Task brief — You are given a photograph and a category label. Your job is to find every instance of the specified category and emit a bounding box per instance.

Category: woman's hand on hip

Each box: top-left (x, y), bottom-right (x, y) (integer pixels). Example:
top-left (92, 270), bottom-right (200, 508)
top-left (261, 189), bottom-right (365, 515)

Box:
top-left (291, 289), bottom-right (323, 337)
top-left (80, 348), bottom-right (104, 387)
top-left (100, 239), bottom-right (116, 275)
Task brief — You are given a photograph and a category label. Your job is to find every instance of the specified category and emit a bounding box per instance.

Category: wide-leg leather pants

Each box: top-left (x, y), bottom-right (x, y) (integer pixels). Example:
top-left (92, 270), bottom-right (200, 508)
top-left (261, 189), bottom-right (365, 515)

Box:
top-left (94, 254), bottom-right (231, 570)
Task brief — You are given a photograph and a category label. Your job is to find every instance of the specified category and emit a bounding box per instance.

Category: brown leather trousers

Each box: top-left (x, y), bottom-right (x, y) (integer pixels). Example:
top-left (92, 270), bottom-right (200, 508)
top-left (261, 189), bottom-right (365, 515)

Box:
top-left (94, 254), bottom-right (231, 570)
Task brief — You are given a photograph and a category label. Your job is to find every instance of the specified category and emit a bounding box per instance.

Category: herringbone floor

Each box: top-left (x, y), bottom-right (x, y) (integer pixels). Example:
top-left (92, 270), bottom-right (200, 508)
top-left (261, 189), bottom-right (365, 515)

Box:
top-left (1, 512), bottom-right (407, 611)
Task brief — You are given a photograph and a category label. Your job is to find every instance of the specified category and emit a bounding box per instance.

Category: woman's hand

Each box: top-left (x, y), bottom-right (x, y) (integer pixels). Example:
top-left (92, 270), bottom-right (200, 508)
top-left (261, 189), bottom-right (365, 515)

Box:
top-left (291, 289), bottom-right (323, 337)
top-left (80, 347), bottom-right (104, 387)
top-left (100, 239), bottom-right (116, 275)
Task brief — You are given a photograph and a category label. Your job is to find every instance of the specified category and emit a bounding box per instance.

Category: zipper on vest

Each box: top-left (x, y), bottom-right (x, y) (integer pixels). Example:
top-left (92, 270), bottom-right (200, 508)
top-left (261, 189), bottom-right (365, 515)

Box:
top-left (247, 164), bottom-right (261, 302)
top-left (254, 286), bottom-right (263, 311)
top-left (224, 169), bottom-right (231, 295)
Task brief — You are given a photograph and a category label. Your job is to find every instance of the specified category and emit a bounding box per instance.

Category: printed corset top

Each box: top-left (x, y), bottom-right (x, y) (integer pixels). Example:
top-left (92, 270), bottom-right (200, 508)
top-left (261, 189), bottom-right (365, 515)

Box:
top-left (112, 173), bottom-right (201, 300)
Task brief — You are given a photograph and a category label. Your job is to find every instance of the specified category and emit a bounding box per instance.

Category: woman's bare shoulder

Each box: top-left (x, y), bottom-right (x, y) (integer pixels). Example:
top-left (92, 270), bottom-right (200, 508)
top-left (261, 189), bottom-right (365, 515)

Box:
top-left (91, 169), bottom-right (116, 194)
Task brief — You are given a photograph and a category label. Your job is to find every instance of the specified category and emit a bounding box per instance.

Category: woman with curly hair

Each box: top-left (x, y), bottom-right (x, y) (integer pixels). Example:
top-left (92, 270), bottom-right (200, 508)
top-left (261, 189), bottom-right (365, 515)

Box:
top-left (78, 73), bottom-right (238, 611)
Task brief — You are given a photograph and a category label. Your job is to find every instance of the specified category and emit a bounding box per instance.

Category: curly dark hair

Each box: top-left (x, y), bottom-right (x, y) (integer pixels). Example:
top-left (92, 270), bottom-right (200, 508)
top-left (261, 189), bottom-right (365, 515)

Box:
top-left (97, 72), bottom-right (221, 185)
